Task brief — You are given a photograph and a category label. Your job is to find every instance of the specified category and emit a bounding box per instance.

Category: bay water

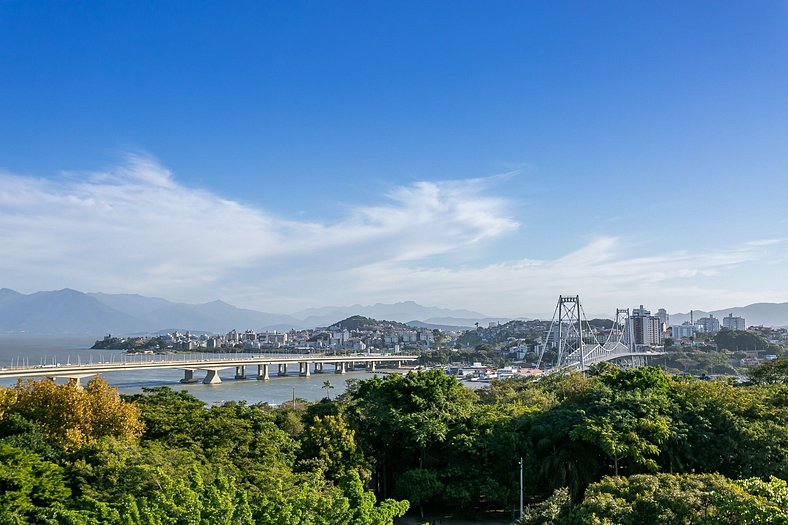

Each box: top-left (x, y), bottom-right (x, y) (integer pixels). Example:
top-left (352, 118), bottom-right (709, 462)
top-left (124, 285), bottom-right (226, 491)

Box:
top-left (0, 336), bottom-right (380, 405)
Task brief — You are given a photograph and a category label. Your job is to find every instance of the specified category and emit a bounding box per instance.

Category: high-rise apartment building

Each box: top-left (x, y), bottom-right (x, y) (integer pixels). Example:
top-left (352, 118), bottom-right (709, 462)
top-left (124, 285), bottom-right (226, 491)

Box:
top-left (656, 308), bottom-right (669, 331)
top-left (627, 305), bottom-right (664, 348)
top-left (670, 323), bottom-right (697, 339)
top-left (696, 314), bottom-right (721, 333)
top-left (722, 313), bottom-right (746, 331)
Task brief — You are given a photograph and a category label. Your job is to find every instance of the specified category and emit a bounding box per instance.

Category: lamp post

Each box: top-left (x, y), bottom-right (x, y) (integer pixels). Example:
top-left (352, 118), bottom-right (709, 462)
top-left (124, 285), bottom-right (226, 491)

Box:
top-left (519, 457), bottom-right (524, 518)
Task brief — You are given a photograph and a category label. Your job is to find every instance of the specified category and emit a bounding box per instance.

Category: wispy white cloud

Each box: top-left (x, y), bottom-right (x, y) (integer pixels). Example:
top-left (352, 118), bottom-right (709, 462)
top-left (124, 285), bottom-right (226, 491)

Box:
top-left (0, 156), bottom-right (518, 305)
top-left (334, 238), bottom-right (784, 316)
top-left (0, 156), bottom-right (783, 315)
top-left (745, 238), bottom-right (785, 247)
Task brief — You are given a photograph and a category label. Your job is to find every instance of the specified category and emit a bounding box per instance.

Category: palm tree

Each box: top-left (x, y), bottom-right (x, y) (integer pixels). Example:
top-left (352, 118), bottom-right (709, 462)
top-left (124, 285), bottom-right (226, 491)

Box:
top-left (322, 380), bottom-right (334, 400)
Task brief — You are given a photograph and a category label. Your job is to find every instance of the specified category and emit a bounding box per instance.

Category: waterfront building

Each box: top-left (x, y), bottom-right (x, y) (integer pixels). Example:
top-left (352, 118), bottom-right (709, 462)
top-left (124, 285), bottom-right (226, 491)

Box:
top-left (258, 330), bottom-right (288, 345)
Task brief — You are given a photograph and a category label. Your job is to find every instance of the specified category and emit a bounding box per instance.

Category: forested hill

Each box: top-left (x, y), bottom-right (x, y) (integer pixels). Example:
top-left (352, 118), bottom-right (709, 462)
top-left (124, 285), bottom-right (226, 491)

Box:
top-left (456, 319), bottom-right (551, 347)
top-left (714, 328), bottom-right (780, 352)
top-left (327, 315), bottom-right (409, 332)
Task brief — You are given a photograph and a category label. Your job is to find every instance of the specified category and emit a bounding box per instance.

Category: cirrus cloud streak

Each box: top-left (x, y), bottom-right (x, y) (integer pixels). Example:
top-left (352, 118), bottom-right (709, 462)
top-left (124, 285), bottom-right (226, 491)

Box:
top-left (0, 156), bottom-right (781, 315)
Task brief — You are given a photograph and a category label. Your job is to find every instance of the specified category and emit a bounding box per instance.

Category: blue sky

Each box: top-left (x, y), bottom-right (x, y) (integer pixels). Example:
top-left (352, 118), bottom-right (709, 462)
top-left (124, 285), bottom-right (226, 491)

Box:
top-left (1, 1), bottom-right (787, 316)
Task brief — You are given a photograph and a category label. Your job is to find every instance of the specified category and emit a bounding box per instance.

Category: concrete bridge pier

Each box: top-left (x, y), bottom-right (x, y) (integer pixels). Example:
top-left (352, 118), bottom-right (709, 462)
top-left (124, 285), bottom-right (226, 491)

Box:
top-left (181, 369), bottom-right (197, 383)
top-left (367, 361), bottom-right (376, 372)
top-left (67, 377), bottom-right (83, 388)
top-left (203, 369), bottom-right (222, 384)
top-left (257, 364), bottom-right (270, 381)
top-left (235, 366), bottom-right (247, 380)
top-left (335, 362), bottom-right (346, 374)
top-left (278, 364), bottom-right (288, 376)
top-left (299, 362), bottom-right (311, 377)
top-left (314, 362), bottom-right (324, 373)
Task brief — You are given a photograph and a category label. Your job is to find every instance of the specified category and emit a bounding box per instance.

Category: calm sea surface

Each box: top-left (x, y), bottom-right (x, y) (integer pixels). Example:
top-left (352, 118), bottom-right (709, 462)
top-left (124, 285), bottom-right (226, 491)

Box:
top-left (0, 336), bottom-right (385, 405)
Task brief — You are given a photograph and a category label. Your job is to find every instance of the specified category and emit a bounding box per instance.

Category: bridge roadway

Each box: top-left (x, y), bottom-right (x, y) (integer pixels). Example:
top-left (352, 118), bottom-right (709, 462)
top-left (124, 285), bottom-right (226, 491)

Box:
top-left (563, 343), bottom-right (665, 372)
top-left (0, 354), bottom-right (419, 385)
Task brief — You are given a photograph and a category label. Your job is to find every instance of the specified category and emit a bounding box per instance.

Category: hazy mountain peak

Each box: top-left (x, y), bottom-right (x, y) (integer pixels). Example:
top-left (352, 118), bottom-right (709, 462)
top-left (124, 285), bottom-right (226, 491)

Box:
top-left (4, 288), bottom-right (787, 335)
top-left (291, 301), bottom-right (490, 327)
top-left (47, 288), bottom-right (84, 295)
top-left (205, 299), bottom-right (231, 306)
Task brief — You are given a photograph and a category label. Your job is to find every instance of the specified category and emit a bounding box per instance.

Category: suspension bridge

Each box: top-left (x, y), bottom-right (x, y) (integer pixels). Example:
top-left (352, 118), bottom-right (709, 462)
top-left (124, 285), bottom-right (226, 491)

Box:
top-left (536, 295), bottom-right (665, 372)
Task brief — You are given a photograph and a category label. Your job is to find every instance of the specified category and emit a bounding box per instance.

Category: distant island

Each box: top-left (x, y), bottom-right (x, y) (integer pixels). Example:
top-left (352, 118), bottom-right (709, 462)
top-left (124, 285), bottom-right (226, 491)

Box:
top-left (90, 334), bottom-right (166, 351)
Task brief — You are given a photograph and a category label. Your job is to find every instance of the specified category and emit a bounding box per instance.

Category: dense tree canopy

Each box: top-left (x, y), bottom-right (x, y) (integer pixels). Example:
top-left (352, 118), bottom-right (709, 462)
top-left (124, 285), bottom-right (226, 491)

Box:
top-left (0, 378), bottom-right (408, 524)
top-left (521, 474), bottom-right (788, 525)
top-left (3, 365), bottom-right (788, 524)
top-left (715, 329), bottom-right (776, 353)
top-left (748, 356), bottom-right (788, 385)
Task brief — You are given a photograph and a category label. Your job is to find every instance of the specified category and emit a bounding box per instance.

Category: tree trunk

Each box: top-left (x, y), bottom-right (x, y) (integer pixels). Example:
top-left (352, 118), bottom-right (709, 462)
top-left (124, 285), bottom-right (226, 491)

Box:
top-left (382, 453), bottom-right (388, 498)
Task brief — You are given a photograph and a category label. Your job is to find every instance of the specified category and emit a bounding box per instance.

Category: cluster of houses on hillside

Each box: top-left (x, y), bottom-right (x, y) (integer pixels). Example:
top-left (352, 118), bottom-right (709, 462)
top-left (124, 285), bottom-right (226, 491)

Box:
top-left (101, 306), bottom-right (788, 380)
top-left (160, 324), bottom-right (446, 353)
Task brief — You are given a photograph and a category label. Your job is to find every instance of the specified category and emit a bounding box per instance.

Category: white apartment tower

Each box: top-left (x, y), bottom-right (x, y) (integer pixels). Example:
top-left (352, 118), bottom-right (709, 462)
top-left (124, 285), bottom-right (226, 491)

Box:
top-left (670, 323), bottom-right (697, 339)
top-left (697, 314), bottom-right (721, 333)
top-left (723, 313), bottom-right (746, 331)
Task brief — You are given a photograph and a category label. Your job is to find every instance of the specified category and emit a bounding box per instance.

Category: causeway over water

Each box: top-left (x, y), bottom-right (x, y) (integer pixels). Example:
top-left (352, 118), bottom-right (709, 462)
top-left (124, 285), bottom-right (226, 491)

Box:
top-left (0, 353), bottom-right (419, 385)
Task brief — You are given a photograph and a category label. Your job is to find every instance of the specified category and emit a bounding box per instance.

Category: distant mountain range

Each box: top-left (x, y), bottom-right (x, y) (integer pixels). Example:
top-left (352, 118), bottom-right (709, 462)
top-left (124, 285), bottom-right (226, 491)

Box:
top-left (0, 289), bottom-right (500, 335)
top-left (2, 288), bottom-right (786, 335)
top-left (0, 288), bottom-right (301, 335)
top-left (290, 301), bottom-right (496, 328)
top-left (669, 302), bottom-right (788, 328)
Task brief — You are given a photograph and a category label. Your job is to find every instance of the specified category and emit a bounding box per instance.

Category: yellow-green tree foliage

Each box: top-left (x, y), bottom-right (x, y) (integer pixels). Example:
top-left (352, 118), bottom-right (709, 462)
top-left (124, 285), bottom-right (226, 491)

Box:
top-left (300, 414), bottom-right (368, 481)
top-left (0, 387), bottom-right (17, 419)
top-left (0, 376), bottom-right (143, 450)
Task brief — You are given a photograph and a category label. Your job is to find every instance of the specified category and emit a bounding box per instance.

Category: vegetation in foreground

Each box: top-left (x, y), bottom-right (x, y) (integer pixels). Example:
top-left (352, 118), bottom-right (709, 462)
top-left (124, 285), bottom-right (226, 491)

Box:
top-left (1, 359), bottom-right (788, 523)
top-left (0, 377), bottom-right (407, 524)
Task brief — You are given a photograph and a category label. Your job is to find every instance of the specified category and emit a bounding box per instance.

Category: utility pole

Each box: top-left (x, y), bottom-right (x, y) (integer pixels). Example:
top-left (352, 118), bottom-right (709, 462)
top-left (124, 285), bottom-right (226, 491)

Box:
top-left (577, 295), bottom-right (584, 370)
top-left (519, 457), bottom-right (524, 518)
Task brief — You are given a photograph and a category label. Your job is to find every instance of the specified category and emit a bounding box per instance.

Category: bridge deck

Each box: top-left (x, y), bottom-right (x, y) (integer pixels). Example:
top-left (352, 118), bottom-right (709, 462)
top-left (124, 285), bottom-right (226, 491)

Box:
top-left (0, 354), bottom-right (419, 381)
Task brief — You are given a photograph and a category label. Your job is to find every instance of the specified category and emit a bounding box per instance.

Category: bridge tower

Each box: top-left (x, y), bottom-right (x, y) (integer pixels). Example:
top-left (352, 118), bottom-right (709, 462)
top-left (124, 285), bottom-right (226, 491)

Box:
top-left (611, 308), bottom-right (632, 353)
top-left (537, 295), bottom-right (592, 370)
top-left (537, 296), bottom-right (643, 372)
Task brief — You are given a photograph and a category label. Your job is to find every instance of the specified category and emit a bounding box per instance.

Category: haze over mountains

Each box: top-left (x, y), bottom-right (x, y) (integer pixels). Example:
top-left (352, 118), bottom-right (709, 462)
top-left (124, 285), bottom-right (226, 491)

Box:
top-left (1, 288), bottom-right (787, 335)
top-left (289, 302), bottom-right (508, 329)
top-left (670, 303), bottom-right (788, 328)
top-left (0, 289), bottom-right (503, 335)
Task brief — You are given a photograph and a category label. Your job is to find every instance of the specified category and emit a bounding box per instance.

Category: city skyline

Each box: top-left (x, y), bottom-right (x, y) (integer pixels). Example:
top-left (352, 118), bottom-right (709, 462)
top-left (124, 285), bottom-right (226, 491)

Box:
top-left (2, 2), bottom-right (787, 316)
